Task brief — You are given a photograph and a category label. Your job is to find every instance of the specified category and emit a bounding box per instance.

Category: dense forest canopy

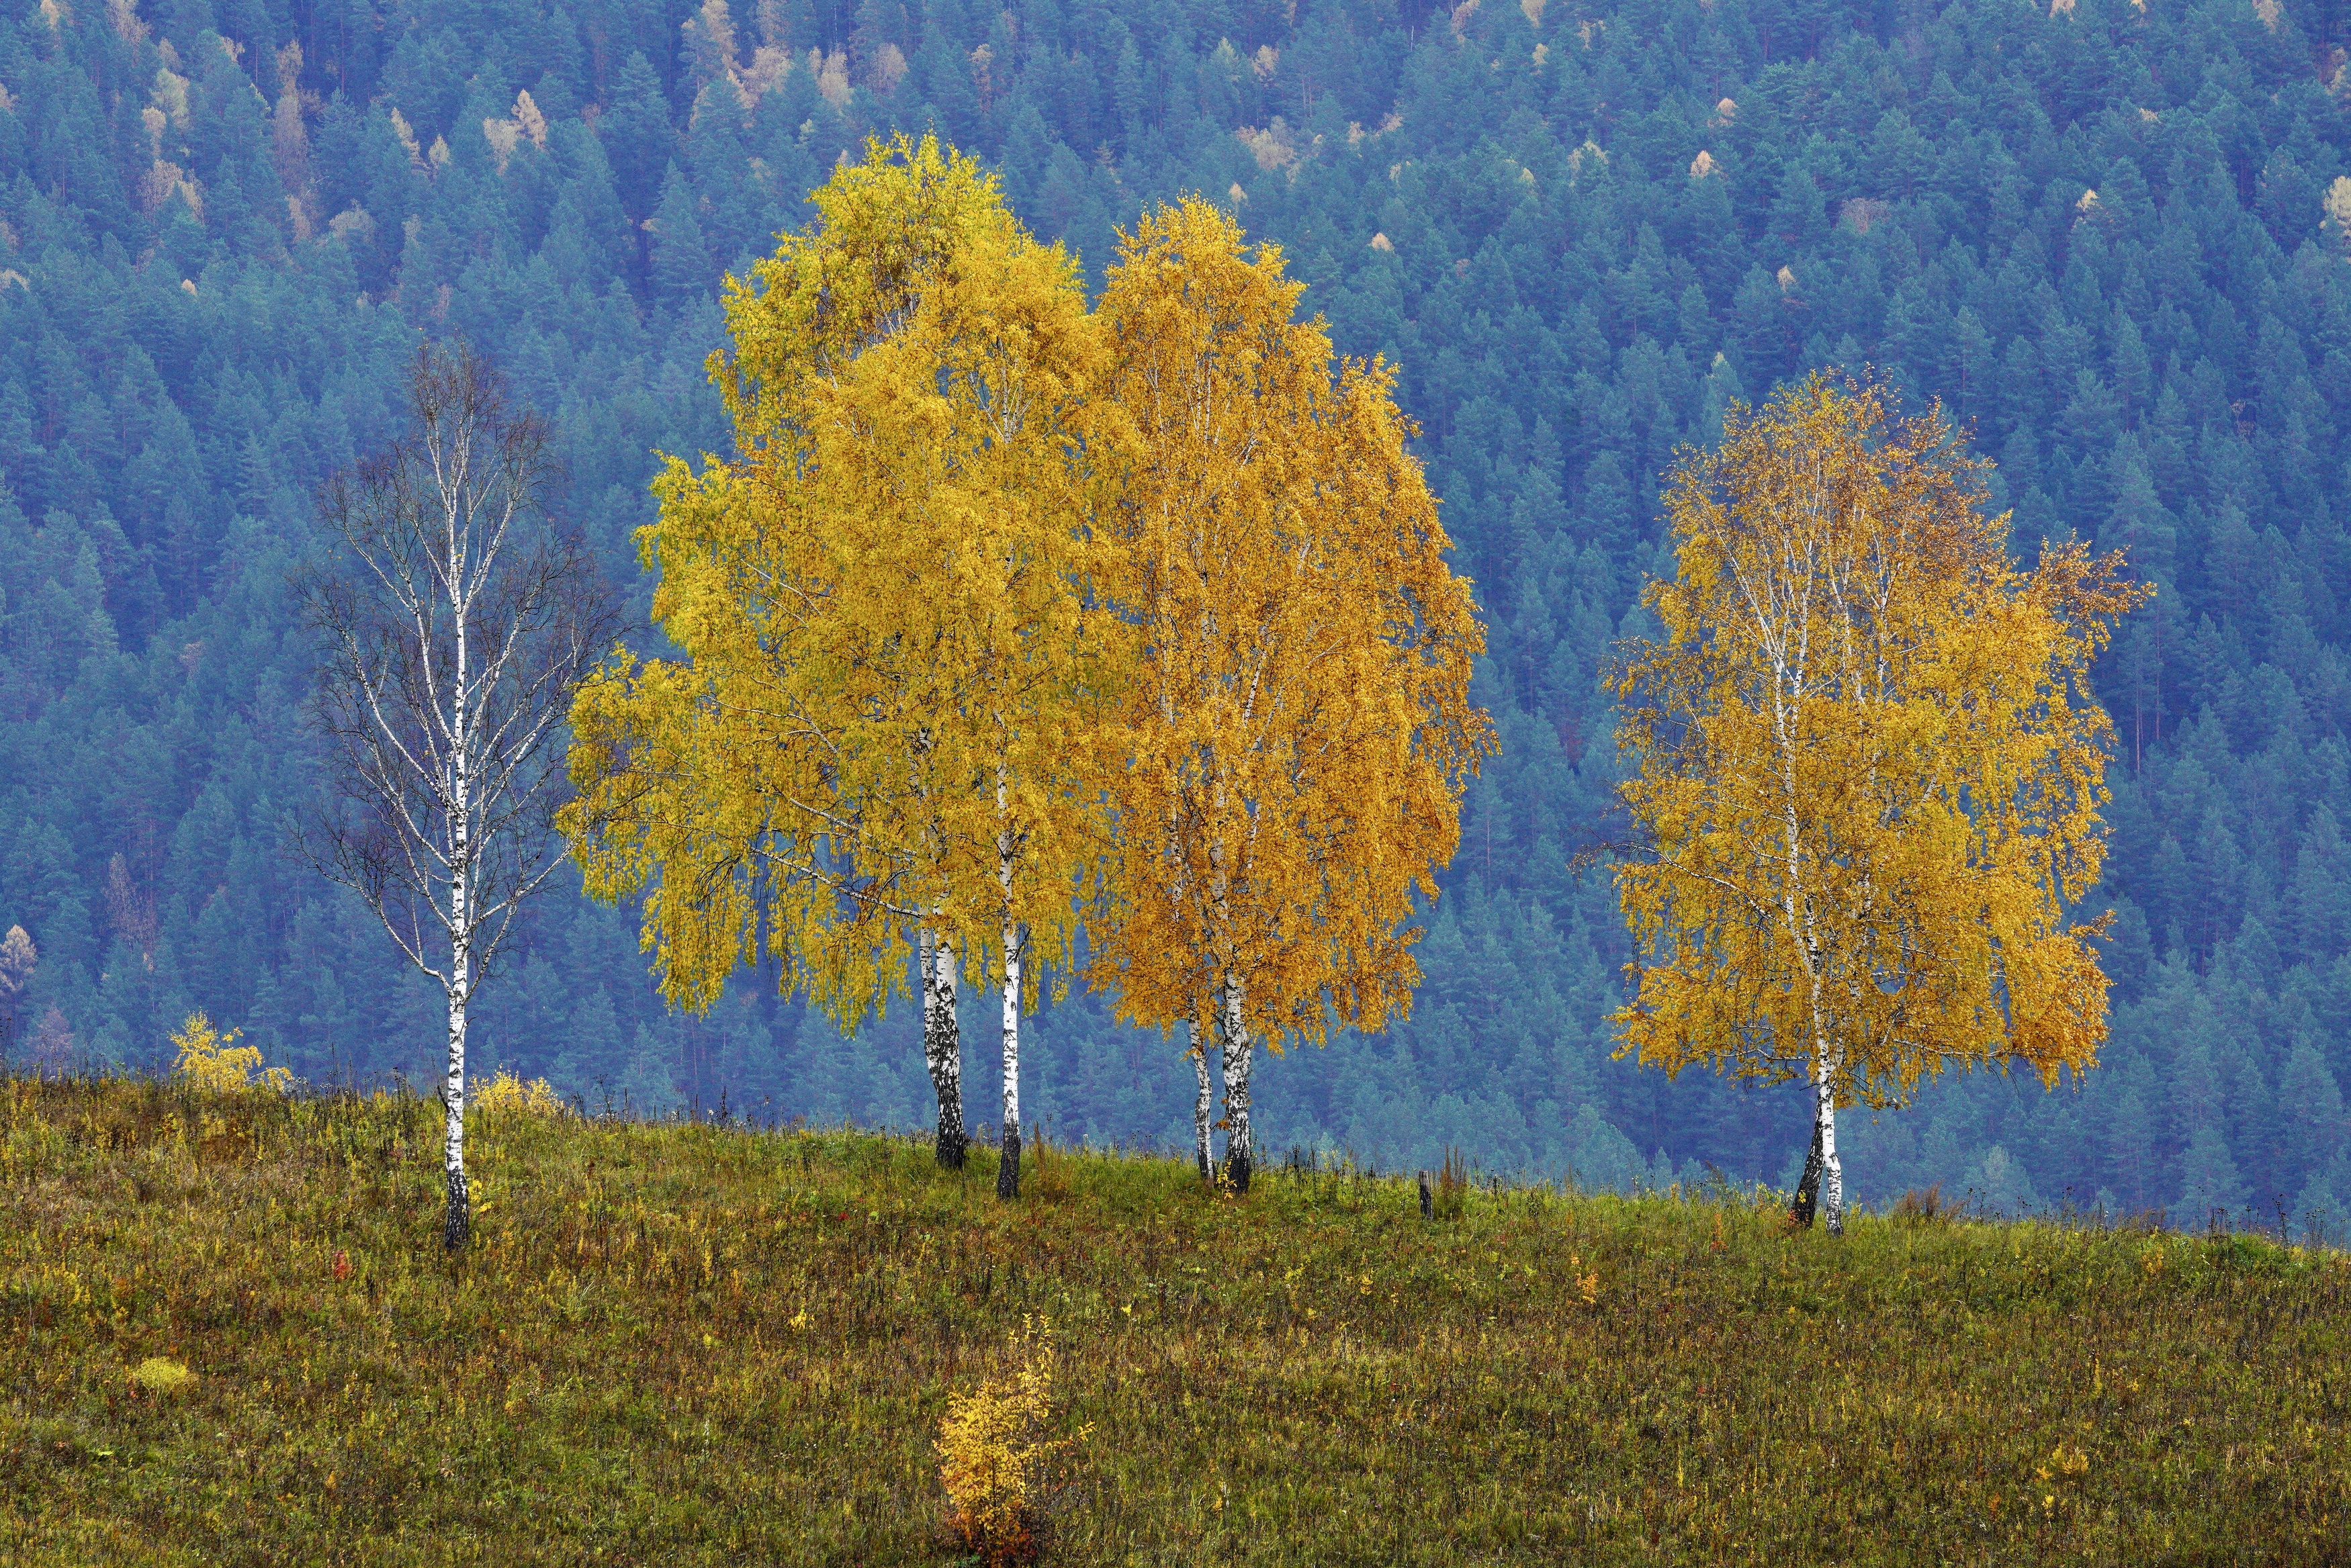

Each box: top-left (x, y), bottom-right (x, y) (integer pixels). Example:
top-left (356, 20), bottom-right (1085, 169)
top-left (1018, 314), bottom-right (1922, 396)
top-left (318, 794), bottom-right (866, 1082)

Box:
top-left (2, 0), bottom-right (2348, 1222)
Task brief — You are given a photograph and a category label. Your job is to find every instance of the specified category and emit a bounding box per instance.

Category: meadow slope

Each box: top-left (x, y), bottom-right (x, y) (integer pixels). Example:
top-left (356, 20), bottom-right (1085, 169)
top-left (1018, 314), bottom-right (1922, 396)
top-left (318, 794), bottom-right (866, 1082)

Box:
top-left (0, 1076), bottom-right (2346, 1565)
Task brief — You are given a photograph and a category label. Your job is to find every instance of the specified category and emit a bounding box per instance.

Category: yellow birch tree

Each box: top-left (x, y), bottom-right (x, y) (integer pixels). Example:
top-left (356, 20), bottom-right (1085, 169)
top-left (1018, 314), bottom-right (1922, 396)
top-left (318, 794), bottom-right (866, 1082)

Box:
top-left (824, 167), bottom-right (1129, 1201)
top-left (1090, 198), bottom-right (1492, 1189)
top-left (562, 136), bottom-right (1124, 1196)
top-left (1609, 373), bottom-right (2148, 1234)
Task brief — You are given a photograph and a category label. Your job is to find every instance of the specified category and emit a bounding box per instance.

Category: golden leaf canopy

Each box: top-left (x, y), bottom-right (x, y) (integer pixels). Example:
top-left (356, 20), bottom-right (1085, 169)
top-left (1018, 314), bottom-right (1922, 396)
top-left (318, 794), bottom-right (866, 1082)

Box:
top-left (563, 135), bottom-right (1123, 1026)
top-left (1090, 197), bottom-right (1491, 1051)
top-left (1611, 373), bottom-right (2149, 1107)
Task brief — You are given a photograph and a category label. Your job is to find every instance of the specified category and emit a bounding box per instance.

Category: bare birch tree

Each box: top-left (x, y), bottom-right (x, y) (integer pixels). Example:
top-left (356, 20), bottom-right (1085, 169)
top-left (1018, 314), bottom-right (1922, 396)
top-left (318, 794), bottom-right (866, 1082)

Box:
top-left (294, 343), bottom-right (615, 1251)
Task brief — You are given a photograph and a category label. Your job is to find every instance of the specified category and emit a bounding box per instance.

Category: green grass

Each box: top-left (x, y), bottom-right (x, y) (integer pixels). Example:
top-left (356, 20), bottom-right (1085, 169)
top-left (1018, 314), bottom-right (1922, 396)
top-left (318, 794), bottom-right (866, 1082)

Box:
top-left (2, 1075), bottom-right (2347, 1564)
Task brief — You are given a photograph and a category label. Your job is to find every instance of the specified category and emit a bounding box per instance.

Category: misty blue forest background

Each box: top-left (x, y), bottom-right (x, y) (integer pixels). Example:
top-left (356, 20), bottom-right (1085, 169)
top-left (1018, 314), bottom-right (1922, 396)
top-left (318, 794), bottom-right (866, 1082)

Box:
top-left (3, 0), bottom-right (2350, 1223)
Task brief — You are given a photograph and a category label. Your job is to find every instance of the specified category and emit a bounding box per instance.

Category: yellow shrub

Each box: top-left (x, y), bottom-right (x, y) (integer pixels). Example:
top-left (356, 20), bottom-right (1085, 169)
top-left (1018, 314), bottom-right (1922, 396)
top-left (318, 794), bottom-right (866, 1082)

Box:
top-left (938, 1318), bottom-right (1088, 1565)
top-left (171, 1013), bottom-right (290, 1095)
top-left (473, 1068), bottom-right (565, 1116)
top-left (130, 1356), bottom-right (194, 1395)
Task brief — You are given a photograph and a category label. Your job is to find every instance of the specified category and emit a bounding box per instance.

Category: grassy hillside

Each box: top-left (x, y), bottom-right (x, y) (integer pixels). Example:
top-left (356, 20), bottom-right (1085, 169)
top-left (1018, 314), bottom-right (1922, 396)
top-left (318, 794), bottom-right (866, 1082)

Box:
top-left (1, 1077), bottom-right (2346, 1565)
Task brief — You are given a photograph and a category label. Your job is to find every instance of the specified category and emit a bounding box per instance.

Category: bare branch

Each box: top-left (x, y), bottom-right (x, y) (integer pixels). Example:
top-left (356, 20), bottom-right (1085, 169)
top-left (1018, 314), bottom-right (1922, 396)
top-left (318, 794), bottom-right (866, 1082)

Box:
top-left (288, 342), bottom-right (620, 1251)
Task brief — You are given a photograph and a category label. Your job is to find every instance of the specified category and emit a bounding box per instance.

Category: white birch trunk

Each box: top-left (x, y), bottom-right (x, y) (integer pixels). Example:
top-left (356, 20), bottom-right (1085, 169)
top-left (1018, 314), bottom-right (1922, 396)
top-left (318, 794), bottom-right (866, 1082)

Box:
top-left (442, 528), bottom-right (472, 1253)
top-left (1816, 1050), bottom-right (1843, 1236)
top-left (1220, 972), bottom-right (1253, 1191)
top-left (920, 926), bottom-right (966, 1168)
top-left (992, 725), bottom-right (1022, 1199)
top-left (443, 898), bottom-right (470, 1250)
top-left (1191, 1017), bottom-right (1212, 1181)
top-left (997, 913), bottom-right (1021, 1200)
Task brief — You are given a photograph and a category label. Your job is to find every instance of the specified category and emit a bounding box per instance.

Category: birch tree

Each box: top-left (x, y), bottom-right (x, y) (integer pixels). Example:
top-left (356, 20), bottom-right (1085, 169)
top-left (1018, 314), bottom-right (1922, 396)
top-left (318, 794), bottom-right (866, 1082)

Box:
top-left (1091, 199), bottom-right (1491, 1190)
top-left (1609, 373), bottom-right (2146, 1234)
top-left (564, 136), bottom-right (1124, 1197)
top-left (296, 344), bottom-right (615, 1251)
top-left (563, 137), bottom-right (1009, 1168)
top-left (793, 142), bottom-right (1123, 1201)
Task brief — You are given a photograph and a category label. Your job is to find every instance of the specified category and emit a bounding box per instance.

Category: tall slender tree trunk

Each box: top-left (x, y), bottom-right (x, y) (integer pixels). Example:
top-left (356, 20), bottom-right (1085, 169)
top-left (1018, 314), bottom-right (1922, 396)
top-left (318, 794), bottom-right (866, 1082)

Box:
top-left (443, 617), bottom-right (472, 1254)
top-left (1790, 1054), bottom-right (1845, 1234)
top-left (443, 927), bottom-right (470, 1251)
top-left (1191, 1017), bottom-right (1212, 1181)
top-left (1816, 1051), bottom-right (1843, 1236)
top-left (997, 915), bottom-right (1021, 1199)
top-left (920, 926), bottom-right (965, 1168)
top-left (1220, 972), bottom-right (1253, 1193)
top-left (994, 737), bottom-right (1022, 1199)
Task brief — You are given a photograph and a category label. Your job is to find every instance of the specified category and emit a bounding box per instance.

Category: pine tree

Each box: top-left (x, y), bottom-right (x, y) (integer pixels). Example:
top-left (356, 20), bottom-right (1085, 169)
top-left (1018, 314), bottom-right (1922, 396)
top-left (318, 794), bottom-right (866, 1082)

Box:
top-left (599, 50), bottom-right (675, 220)
top-left (2177, 1122), bottom-right (2250, 1228)
top-left (649, 162), bottom-right (710, 308)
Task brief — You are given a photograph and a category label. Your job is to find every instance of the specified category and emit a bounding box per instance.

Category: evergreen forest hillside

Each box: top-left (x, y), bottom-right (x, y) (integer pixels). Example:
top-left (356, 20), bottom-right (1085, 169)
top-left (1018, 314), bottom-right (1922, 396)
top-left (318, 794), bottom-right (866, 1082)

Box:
top-left (3, 0), bottom-right (2350, 1223)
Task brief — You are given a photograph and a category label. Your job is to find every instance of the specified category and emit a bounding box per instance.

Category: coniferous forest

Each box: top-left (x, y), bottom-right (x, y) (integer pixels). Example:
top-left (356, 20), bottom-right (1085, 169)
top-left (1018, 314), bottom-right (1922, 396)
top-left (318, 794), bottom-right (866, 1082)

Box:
top-left (3, 0), bottom-right (2350, 1224)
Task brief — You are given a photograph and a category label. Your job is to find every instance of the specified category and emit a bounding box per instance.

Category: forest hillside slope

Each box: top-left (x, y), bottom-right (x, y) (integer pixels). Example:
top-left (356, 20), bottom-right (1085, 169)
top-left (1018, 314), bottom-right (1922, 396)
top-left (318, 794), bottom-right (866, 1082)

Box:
top-left (1, 0), bottom-right (2350, 1217)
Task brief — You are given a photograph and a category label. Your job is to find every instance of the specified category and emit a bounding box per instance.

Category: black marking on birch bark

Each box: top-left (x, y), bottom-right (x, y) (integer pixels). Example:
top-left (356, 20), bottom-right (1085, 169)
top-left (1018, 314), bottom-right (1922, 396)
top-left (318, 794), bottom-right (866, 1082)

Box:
top-left (920, 929), bottom-right (966, 1169)
top-left (997, 1120), bottom-right (1022, 1199)
top-left (443, 1168), bottom-right (470, 1252)
top-left (1791, 1116), bottom-right (1824, 1228)
top-left (1192, 1021), bottom-right (1212, 1182)
top-left (1218, 976), bottom-right (1252, 1194)
top-left (935, 1103), bottom-right (967, 1169)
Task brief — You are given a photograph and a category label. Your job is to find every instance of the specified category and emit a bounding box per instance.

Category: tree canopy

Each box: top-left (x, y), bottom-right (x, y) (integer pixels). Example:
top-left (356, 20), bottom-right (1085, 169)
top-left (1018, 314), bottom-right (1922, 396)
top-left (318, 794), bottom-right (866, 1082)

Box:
top-left (564, 136), bottom-right (1116, 1032)
top-left (1612, 375), bottom-right (2146, 1227)
top-left (1090, 196), bottom-right (1490, 1184)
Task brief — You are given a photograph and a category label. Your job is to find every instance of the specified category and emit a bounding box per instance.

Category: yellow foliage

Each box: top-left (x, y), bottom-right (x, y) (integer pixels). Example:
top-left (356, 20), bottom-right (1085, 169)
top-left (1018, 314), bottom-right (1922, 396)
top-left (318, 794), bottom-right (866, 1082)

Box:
top-left (473, 1069), bottom-right (565, 1116)
top-left (937, 1318), bottom-right (1088, 1565)
top-left (2037, 1442), bottom-right (2091, 1482)
top-left (130, 1356), bottom-right (193, 1395)
top-left (1088, 198), bottom-right (1491, 1054)
top-left (565, 152), bottom-right (1487, 1146)
top-left (2324, 175), bottom-right (2351, 246)
top-left (563, 133), bottom-right (1124, 1024)
top-left (171, 1012), bottom-right (290, 1095)
top-left (1611, 374), bottom-right (2149, 1110)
